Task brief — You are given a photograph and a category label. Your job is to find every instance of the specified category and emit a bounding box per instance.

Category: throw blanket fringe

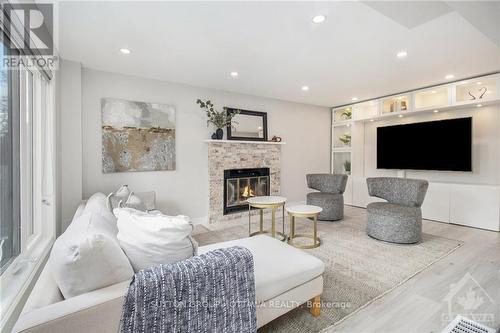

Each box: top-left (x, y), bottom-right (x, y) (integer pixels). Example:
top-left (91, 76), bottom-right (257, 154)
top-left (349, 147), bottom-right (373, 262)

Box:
top-left (120, 246), bottom-right (257, 333)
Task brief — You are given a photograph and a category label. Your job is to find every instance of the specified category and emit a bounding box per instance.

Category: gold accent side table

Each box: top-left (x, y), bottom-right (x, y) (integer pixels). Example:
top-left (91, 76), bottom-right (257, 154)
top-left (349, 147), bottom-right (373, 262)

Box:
top-left (287, 205), bottom-right (322, 249)
top-left (247, 196), bottom-right (287, 241)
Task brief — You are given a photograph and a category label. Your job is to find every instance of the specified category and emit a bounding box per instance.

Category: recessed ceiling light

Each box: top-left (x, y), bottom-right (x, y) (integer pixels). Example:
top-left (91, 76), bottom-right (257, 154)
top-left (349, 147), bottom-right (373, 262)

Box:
top-left (396, 51), bottom-right (407, 58)
top-left (398, 114), bottom-right (403, 118)
top-left (431, 90), bottom-right (437, 94)
top-left (433, 110), bottom-right (439, 113)
top-left (301, 86), bottom-right (309, 91)
top-left (312, 15), bottom-right (326, 23)
top-left (119, 48), bottom-right (131, 54)
top-left (476, 81), bottom-right (482, 85)
top-left (369, 119), bottom-right (374, 122)
top-left (230, 71), bottom-right (238, 77)
top-left (477, 104), bottom-right (483, 107)
top-left (351, 97), bottom-right (358, 101)
top-left (445, 74), bottom-right (455, 80)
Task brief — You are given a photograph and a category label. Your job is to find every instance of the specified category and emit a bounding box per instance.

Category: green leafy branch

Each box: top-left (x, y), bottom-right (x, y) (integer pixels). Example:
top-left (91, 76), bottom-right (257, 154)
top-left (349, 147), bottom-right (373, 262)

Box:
top-left (196, 99), bottom-right (240, 129)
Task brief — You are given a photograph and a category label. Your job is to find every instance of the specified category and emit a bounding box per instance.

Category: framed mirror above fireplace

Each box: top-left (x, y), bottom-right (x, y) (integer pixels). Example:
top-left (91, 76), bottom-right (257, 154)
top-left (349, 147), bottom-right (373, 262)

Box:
top-left (226, 109), bottom-right (268, 141)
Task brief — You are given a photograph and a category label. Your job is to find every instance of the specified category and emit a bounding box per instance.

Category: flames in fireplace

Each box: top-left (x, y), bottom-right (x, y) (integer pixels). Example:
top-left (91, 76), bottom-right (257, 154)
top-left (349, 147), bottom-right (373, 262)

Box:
top-left (223, 168), bottom-right (270, 215)
top-left (242, 185), bottom-right (255, 198)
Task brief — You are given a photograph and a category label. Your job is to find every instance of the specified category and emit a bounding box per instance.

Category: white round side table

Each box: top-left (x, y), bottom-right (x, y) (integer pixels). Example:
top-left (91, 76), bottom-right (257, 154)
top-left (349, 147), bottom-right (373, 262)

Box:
top-left (247, 196), bottom-right (287, 241)
top-left (286, 205), bottom-right (322, 249)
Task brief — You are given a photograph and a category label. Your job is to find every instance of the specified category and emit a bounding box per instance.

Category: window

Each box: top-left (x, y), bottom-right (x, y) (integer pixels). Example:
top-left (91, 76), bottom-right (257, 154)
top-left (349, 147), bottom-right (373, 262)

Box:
top-left (0, 34), bottom-right (21, 274)
top-left (0, 20), bottom-right (56, 333)
top-left (20, 68), bottom-right (35, 245)
top-left (1, 36), bottom-right (53, 274)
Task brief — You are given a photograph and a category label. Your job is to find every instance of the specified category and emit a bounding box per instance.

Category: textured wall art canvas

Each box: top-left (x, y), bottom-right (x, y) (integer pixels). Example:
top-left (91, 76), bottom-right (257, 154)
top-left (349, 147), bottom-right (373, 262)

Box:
top-left (101, 98), bottom-right (176, 173)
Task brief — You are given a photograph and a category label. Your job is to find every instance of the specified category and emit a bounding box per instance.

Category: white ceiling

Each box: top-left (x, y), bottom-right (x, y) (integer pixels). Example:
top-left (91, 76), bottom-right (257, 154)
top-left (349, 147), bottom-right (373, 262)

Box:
top-left (58, 1), bottom-right (500, 107)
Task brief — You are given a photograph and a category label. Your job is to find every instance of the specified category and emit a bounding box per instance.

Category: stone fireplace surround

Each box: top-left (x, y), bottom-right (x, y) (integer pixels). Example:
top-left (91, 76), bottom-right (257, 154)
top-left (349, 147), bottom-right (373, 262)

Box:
top-left (207, 139), bottom-right (283, 223)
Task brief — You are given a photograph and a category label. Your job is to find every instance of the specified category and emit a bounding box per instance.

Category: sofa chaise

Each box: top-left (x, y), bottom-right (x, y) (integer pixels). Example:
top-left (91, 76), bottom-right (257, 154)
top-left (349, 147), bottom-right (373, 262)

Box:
top-left (13, 198), bottom-right (325, 333)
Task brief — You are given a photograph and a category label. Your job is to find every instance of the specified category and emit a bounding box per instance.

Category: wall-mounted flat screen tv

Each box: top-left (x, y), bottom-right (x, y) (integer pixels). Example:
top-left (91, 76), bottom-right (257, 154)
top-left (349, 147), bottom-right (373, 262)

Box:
top-left (377, 117), bottom-right (472, 171)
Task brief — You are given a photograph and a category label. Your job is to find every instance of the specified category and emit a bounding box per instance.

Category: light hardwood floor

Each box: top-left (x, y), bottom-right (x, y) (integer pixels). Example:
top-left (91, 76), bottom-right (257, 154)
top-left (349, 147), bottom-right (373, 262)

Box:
top-left (329, 206), bottom-right (500, 333)
top-left (195, 205), bottom-right (500, 333)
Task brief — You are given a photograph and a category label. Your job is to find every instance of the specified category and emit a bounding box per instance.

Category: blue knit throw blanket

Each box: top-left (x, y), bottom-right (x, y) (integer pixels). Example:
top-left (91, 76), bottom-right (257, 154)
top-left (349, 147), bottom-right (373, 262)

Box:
top-left (120, 246), bottom-right (257, 333)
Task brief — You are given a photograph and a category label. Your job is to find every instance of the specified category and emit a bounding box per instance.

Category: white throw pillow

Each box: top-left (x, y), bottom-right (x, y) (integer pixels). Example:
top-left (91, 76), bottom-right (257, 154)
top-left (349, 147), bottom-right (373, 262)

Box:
top-left (84, 192), bottom-right (118, 235)
top-left (49, 212), bottom-right (134, 299)
top-left (114, 208), bottom-right (198, 272)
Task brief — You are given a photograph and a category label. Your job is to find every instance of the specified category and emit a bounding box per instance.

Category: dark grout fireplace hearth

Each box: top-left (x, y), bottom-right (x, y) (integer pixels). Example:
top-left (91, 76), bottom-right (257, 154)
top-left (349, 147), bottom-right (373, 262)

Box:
top-left (223, 167), bottom-right (270, 215)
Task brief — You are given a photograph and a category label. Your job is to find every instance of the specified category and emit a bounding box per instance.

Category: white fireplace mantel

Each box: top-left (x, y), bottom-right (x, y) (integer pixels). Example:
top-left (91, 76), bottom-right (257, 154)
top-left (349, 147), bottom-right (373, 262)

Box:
top-left (204, 139), bottom-right (286, 145)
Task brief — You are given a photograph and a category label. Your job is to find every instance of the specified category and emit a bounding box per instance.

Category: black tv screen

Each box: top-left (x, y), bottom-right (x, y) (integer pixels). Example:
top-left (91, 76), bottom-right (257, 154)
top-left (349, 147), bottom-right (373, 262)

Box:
top-left (377, 117), bottom-right (472, 171)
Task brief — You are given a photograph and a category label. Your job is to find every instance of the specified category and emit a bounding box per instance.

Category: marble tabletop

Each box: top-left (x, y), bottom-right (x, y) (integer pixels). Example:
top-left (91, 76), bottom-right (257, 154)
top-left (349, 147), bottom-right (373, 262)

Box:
top-left (286, 204), bottom-right (323, 214)
top-left (246, 196), bottom-right (287, 205)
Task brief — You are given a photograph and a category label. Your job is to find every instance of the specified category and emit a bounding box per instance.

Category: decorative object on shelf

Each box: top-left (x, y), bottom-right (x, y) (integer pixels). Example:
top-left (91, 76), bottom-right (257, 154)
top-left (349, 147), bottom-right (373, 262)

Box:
top-left (226, 108), bottom-right (268, 141)
top-left (101, 98), bottom-right (176, 173)
top-left (214, 128), bottom-right (223, 140)
top-left (468, 87), bottom-right (488, 100)
top-left (270, 135), bottom-right (282, 142)
top-left (341, 107), bottom-right (352, 120)
top-left (400, 100), bottom-right (407, 111)
top-left (196, 99), bottom-right (240, 140)
top-left (389, 101), bottom-right (396, 113)
top-left (343, 160), bottom-right (351, 174)
top-left (479, 87), bottom-right (487, 98)
top-left (339, 133), bottom-right (351, 146)
top-left (388, 99), bottom-right (407, 113)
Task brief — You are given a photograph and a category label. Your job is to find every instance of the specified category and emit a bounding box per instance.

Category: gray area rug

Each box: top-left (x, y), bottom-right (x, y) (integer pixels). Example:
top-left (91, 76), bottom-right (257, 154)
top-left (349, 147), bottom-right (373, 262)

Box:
top-left (193, 207), bottom-right (462, 333)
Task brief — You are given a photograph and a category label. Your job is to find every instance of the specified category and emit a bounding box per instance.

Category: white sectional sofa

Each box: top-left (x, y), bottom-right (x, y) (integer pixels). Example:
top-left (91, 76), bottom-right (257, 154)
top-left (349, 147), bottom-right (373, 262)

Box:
top-left (13, 197), bottom-right (324, 333)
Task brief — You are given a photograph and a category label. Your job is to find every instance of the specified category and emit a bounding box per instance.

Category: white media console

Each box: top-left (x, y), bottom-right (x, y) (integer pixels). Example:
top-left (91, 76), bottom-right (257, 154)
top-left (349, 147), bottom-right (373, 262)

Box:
top-left (346, 177), bottom-right (500, 232)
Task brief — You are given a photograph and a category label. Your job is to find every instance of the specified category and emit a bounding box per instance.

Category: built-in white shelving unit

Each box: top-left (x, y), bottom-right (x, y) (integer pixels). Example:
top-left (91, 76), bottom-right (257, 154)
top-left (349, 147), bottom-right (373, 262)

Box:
top-left (331, 110), bottom-right (353, 175)
top-left (352, 100), bottom-right (379, 121)
top-left (413, 85), bottom-right (450, 111)
top-left (381, 94), bottom-right (411, 115)
top-left (332, 106), bottom-right (353, 123)
top-left (330, 72), bottom-right (500, 175)
top-left (331, 73), bottom-right (500, 124)
top-left (330, 72), bottom-right (500, 231)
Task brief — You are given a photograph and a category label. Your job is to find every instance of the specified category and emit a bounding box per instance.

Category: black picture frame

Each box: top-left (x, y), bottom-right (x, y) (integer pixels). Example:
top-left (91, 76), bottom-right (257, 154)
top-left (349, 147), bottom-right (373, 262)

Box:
top-left (226, 108), bottom-right (268, 141)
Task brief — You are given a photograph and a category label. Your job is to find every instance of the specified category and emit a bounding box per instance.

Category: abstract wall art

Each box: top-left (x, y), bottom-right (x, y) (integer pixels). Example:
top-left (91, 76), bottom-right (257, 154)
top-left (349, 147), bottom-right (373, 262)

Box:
top-left (101, 98), bottom-right (176, 173)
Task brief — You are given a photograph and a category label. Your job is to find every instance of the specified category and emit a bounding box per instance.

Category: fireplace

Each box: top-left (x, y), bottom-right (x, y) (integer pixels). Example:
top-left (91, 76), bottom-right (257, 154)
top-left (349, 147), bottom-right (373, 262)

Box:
top-left (223, 168), bottom-right (270, 215)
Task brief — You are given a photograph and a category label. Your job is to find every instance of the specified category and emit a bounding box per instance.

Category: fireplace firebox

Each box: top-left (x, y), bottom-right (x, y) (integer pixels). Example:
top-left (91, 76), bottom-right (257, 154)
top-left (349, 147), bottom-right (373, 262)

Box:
top-left (223, 168), bottom-right (270, 215)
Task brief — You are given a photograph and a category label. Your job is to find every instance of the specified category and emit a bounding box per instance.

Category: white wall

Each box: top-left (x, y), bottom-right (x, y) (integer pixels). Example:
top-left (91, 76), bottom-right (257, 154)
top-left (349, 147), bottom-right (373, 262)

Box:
top-left (79, 67), bottom-right (330, 219)
top-left (58, 60), bottom-right (83, 231)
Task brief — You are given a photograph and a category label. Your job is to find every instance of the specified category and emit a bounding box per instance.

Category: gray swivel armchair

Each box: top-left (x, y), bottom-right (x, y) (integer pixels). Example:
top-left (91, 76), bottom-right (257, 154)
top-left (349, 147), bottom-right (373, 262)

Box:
top-left (306, 174), bottom-right (348, 221)
top-left (366, 177), bottom-right (429, 244)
